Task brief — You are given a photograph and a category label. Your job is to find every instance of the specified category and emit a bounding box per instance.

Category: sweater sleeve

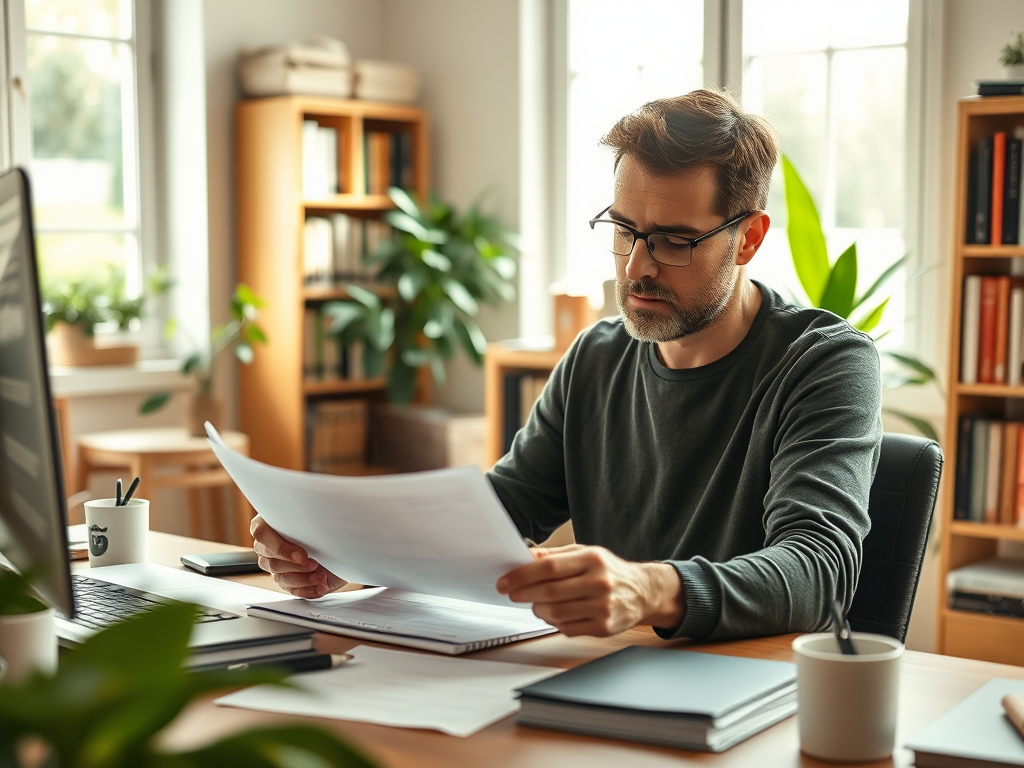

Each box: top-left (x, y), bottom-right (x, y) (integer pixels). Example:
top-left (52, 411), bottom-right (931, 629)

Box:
top-left (486, 346), bottom-right (575, 544)
top-left (658, 330), bottom-right (883, 641)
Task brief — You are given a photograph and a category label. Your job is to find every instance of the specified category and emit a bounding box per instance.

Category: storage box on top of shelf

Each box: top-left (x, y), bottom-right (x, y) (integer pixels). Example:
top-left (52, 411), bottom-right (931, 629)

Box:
top-left (354, 60), bottom-right (420, 104)
top-left (239, 37), bottom-right (353, 98)
top-left (369, 404), bottom-right (486, 472)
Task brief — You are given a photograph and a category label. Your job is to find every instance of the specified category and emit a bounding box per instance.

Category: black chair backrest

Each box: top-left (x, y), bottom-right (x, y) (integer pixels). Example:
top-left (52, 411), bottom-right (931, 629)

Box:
top-left (847, 432), bottom-right (943, 643)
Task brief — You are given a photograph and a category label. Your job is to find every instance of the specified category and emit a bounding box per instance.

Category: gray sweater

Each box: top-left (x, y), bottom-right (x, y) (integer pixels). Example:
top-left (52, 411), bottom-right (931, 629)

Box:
top-left (487, 282), bottom-right (883, 641)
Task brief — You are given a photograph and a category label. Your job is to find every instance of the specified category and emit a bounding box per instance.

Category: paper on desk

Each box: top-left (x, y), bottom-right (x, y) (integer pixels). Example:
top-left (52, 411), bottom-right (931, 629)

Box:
top-left (206, 423), bottom-right (532, 606)
top-left (215, 645), bottom-right (560, 737)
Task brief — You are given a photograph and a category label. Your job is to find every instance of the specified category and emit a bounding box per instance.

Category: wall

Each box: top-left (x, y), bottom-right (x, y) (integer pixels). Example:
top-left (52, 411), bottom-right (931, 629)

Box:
top-left (383, 0), bottom-right (521, 413)
top-left (900, 0), bottom-right (1024, 654)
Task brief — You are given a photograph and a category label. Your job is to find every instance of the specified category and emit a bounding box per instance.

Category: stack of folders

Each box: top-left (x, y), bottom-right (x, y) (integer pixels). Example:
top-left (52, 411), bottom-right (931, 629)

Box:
top-left (515, 647), bottom-right (796, 752)
top-left (905, 678), bottom-right (1024, 768)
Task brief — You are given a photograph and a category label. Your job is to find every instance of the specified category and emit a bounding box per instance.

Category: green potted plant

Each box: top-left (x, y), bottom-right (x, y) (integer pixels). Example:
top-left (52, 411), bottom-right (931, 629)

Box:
top-left (43, 268), bottom-right (170, 367)
top-left (0, 599), bottom-right (377, 767)
top-left (139, 284), bottom-right (268, 436)
top-left (322, 187), bottom-right (518, 404)
top-left (1000, 31), bottom-right (1024, 77)
top-left (0, 568), bottom-right (57, 687)
top-left (780, 154), bottom-right (941, 440)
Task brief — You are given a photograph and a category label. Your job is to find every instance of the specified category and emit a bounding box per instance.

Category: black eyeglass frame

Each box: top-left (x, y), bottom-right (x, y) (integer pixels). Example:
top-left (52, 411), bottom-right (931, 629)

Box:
top-left (588, 206), bottom-right (755, 266)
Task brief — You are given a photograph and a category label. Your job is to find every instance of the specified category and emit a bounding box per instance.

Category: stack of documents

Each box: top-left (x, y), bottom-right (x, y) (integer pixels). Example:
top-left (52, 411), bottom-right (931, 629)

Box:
top-left (515, 647), bottom-right (797, 752)
top-left (206, 424), bottom-right (555, 654)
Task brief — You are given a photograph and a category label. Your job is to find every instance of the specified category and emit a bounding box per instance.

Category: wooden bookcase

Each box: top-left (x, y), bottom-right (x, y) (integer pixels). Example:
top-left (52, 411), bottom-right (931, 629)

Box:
top-left (938, 96), bottom-right (1024, 665)
top-left (235, 96), bottom-right (429, 472)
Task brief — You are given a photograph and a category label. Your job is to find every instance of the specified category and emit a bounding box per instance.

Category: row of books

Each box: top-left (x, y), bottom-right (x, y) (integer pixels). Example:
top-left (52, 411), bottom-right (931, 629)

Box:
top-left (303, 307), bottom-right (367, 381)
top-left (306, 398), bottom-right (368, 474)
top-left (966, 128), bottom-right (1024, 245)
top-left (947, 557), bottom-right (1024, 620)
top-left (303, 214), bottom-right (390, 286)
top-left (502, 373), bottom-right (548, 454)
top-left (364, 130), bottom-right (414, 195)
top-left (959, 274), bottom-right (1024, 384)
top-left (301, 120), bottom-right (340, 199)
top-left (953, 416), bottom-right (1024, 526)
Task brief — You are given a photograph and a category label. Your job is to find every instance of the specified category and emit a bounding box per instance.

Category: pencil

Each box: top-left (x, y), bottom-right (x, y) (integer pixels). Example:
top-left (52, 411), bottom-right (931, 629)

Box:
top-left (1004, 692), bottom-right (1024, 741)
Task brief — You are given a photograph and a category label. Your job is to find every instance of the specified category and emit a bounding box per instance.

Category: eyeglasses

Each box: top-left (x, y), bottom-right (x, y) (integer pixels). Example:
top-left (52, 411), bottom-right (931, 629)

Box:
top-left (588, 206), bottom-right (754, 267)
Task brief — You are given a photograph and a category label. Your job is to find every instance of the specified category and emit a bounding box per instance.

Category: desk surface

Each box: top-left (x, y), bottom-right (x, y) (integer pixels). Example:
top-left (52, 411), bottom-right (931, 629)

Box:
top-left (100, 532), bottom-right (1024, 767)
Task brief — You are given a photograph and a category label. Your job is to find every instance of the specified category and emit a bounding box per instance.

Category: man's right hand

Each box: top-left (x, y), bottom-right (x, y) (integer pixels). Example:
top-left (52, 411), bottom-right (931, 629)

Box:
top-left (250, 515), bottom-right (346, 598)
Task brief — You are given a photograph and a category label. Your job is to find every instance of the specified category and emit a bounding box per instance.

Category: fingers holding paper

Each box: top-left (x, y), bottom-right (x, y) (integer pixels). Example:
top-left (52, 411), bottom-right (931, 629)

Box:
top-left (496, 545), bottom-right (685, 637)
top-left (250, 514), bottom-right (347, 598)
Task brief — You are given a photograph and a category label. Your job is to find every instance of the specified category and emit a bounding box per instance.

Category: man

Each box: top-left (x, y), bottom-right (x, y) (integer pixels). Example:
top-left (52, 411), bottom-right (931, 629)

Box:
top-left (252, 89), bottom-right (882, 642)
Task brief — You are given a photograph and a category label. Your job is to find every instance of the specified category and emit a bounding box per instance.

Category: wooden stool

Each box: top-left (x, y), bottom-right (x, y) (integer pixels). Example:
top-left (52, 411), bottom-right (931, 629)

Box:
top-left (75, 428), bottom-right (253, 545)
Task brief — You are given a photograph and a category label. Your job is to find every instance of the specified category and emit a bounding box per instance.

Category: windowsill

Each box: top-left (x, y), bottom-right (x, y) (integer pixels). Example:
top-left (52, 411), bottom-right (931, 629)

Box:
top-left (49, 359), bottom-right (193, 398)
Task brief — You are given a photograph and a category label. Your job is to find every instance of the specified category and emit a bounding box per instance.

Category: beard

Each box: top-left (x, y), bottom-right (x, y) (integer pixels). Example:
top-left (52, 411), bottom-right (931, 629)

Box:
top-left (615, 254), bottom-right (736, 343)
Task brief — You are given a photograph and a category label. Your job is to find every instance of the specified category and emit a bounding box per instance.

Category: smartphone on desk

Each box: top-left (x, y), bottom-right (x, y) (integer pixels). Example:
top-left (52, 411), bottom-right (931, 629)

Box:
top-left (180, 551), bottom-right (263, 576)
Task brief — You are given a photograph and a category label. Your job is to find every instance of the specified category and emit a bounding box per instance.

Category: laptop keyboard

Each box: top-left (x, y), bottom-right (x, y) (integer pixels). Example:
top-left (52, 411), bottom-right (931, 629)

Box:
top-left (70, 574), bottom-right (240, 631)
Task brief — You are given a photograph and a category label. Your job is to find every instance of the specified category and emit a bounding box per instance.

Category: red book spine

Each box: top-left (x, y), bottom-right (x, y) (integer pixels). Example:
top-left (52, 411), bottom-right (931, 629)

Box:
top-left (994, 275), bottom-right (1012, 383)
top-left (992, 131), bottom-right (1007, 245)
top-left (978, 276), bottom-right (999, 383)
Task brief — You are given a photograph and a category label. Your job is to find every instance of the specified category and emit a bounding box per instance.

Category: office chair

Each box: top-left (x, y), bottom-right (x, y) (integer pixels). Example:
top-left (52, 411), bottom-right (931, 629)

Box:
top-left (847, 432), bottom-right (943, 643)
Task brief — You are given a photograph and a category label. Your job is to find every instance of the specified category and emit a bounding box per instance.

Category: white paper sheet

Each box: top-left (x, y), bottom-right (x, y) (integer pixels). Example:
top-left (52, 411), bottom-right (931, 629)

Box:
top-left (206, 424), bottom-right (533, 606)
top-left (214, 645), bottom-right (560, 737)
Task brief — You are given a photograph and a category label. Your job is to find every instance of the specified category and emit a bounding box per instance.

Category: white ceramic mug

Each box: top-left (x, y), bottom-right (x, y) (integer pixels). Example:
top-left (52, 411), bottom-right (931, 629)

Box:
top-left (792, 632), bottom-right (904, 762)
top-left (84, 498), bottom-right (150, 567)
top-left (0, 607), bottom-right (57, 685)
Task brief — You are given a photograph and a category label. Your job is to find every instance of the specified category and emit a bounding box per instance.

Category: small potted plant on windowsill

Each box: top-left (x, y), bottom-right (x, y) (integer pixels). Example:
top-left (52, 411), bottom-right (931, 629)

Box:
top-left (139, 284), bottom-right (268, 436)
top-left (43, 268), bottom-right (171, 367)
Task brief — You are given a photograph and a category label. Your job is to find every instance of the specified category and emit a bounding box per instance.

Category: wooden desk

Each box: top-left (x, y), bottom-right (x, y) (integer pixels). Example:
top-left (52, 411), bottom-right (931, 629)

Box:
top-left (109, 533), bottom-right (1024, 767)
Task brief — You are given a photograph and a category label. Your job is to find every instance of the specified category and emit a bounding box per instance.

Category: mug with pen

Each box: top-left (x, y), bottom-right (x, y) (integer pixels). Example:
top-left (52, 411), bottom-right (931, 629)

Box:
top-left (84, 476), bottom-right (149, 567)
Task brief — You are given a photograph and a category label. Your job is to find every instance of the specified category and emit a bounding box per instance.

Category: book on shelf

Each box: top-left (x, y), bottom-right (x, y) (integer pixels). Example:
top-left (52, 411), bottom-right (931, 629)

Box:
top-left (302, 306), bottom-right (367, 382)
top-left (960, 274), bottom-right (1024, 385)
top-left (306, 398), bottom-right (369, 473)
top-left (501, 371), bottom-right (550, 455)
top-left (992, 131), bottom-right (1007, 246)
top-left (976, 80), bottom-right (1024, 97)
top-left (301, 119), bottom-right (339, 199)
top-left (955, 416), bottom-right (1024, 525)
top-left (303, 214), bottom-right (390, 287)
top-left (971, 136), bottom-right (993, 244)
top-left (515, 647), bottom-right (797, 753)
top-left (363, 130), bottom-right (414, 195)
top-left (1005, 136), bottom-right (1023, 245)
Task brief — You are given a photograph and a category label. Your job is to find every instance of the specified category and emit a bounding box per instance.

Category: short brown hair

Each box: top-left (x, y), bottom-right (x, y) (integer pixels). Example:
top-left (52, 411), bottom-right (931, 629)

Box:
top-left (601, 89), bottom-right (779, 218)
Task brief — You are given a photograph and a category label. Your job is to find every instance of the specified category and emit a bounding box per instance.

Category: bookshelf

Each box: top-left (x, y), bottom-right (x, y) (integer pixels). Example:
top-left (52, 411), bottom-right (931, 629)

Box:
top-left (938, 96), bottom-right (1024, 665)
top-left (235, 96), bottom-right (429, 472)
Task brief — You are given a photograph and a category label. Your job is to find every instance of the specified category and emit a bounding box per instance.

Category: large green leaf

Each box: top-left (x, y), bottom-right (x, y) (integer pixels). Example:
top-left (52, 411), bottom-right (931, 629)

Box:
top-left (441, 278), bottom-right (479, 316)
top-left (782, 155), bottom-right (830, 305)
top-left (388, 186), bottom-right (424, 220)
top-left (322, 302), bottom-right (366, 334)
top-left (345, 284), bottom-right (382, 311)
top-left (388, 360), bottom-right (419, 404)
top-left (819, 242), bottom-right (858, 319)
top-left (851, 253), bottom-right (906, 314)
top-left (883, 350), bottom-right (940, 384)
top-left (139, 392), bottom-right (171, 414)
top-left (855, 297), bottom-right (889, 334)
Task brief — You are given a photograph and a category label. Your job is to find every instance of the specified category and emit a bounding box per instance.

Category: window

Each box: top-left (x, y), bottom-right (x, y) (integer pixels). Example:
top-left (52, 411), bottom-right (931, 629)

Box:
top-left (742, 0), bottom-right (910, 345)
top-left (565, 0), bottom-right (704, 300)
top-left (19, 0), bottom-right (152, 336)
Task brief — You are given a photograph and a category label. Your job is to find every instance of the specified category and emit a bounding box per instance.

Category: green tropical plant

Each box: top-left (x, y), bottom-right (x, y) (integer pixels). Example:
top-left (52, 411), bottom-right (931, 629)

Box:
top-left (0, 600), bottom-right (377, 768)
top-left (0, 568), bottom-right (47, 617)
top-left (781, 154), bottom-right (942, 441)
top-left (1000, 31), bottom-right (1024, 66)
top-left (323, 187), bottom-right (518, 404)
top-left (42, 267), bottom-right (171, 336)
top-left (139, 284), bottom-right (268, 414)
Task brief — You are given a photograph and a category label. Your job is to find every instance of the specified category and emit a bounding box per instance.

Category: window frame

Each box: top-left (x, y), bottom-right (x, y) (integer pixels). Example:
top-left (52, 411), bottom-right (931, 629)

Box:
top-left (5, 0), bottom-right (164, 355)
top-left (534, 0), bottom-right (937, 372)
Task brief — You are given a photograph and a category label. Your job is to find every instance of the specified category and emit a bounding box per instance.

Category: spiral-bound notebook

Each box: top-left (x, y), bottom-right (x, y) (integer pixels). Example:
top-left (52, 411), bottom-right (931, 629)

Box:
top-left (247, 586), bottom-right (555, 655)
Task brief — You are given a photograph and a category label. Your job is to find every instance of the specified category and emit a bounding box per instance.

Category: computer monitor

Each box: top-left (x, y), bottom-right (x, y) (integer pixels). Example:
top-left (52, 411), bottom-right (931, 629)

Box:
top-left (0, 166), bottom-right (74, 618)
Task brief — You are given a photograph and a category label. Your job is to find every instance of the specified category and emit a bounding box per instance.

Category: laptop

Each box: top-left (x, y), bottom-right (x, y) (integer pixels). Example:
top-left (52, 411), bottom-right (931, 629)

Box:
top-left (0, 166), bottom-right (311, 668)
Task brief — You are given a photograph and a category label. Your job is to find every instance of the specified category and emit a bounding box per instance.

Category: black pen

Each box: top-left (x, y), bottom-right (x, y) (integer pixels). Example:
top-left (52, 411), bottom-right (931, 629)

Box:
top-left (226, 652), bottom-right (352, 675)
top-left (116, 478), bottom-right (122, 507)
top-left (121, 476), bottom-right (141, 505)
top-left (830, 599), bottom-right (857, 655)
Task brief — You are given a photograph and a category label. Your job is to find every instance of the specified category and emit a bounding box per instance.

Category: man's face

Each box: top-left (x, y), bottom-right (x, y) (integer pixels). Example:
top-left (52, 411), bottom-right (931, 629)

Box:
top-left (610, 156), bottom-right (740, 343)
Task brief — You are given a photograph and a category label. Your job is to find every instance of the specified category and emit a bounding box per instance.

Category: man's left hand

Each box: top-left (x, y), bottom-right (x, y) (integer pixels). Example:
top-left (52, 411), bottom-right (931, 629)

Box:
top-left (496, 544), bottom-right (685, 637)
